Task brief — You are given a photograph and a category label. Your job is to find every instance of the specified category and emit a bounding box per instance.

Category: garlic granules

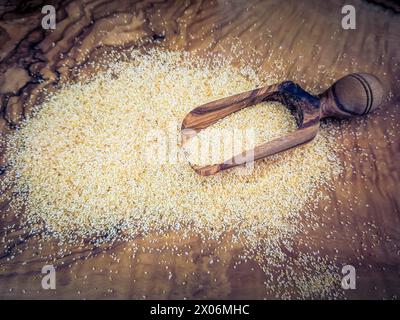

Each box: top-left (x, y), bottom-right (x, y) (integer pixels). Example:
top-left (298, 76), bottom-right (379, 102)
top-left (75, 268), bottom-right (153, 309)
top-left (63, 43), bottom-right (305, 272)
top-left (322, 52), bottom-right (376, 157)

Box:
top-left (1, 49), bottom-right (343, 298)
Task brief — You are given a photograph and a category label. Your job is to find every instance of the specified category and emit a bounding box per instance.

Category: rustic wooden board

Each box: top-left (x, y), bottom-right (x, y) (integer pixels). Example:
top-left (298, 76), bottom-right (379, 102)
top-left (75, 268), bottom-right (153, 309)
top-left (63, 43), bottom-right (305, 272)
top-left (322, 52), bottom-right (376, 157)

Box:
top-left (0, 0), bottom-right (399, 299)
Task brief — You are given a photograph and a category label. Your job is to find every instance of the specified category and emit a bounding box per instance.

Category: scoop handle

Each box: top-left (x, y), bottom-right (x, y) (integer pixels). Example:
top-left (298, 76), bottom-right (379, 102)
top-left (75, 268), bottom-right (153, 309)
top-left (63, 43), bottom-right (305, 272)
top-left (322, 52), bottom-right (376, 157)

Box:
top-left (318, 73), bottom-right (385, 119)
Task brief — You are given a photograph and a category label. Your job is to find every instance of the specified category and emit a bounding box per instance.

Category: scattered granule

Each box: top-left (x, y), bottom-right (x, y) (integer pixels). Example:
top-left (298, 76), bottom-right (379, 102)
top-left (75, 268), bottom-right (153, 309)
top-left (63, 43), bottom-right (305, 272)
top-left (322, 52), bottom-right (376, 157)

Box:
top-left (1, 48), bottom-right (343, 298)
top-left (258, 252), bottom-right (344, 300)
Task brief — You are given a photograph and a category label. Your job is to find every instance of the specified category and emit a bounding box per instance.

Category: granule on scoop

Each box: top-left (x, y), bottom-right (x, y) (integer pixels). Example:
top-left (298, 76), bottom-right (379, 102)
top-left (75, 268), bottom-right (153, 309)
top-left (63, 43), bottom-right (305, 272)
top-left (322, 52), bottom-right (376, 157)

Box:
top-left (182, 100), bottom-right (297, 167)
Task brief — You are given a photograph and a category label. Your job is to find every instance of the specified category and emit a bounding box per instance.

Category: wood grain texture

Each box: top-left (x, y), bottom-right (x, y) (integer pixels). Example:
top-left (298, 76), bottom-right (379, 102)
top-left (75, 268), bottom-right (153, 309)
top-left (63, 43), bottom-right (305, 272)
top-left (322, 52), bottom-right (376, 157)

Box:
top-left (0, 0), bottom-right (399, 299)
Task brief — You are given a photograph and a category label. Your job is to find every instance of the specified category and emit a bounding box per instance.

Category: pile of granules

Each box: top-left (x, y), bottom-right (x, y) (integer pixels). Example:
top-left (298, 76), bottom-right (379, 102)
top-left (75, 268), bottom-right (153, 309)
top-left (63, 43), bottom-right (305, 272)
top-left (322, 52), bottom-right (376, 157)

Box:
top-left (1, 48), bottom-right (343, 298)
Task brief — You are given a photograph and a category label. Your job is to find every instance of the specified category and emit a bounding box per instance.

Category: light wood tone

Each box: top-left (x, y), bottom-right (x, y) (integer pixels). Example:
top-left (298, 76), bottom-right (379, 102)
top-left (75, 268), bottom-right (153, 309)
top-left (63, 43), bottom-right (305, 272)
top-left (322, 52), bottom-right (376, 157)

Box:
top-left (0, 0), bottom-right (399, 299)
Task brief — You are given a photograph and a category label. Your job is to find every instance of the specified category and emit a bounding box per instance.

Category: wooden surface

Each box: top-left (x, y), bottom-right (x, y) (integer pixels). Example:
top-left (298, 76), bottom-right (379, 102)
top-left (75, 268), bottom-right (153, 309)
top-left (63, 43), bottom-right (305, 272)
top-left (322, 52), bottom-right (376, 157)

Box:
top-left (0, 0), bottom-right (399, 299)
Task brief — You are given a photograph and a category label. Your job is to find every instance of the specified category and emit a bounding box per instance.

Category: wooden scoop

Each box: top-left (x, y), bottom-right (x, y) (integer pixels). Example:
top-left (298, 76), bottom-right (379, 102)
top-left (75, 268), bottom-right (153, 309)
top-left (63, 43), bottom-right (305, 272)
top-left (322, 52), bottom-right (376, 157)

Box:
top-left (181, 73), bottom-right (385, 176)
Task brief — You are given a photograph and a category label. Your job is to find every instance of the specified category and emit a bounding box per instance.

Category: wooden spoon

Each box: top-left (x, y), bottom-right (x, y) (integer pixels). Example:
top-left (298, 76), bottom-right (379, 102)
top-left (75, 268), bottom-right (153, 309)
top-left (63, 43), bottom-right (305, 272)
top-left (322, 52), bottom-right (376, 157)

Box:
top-left (181, 73), bottom-right (385, 176)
